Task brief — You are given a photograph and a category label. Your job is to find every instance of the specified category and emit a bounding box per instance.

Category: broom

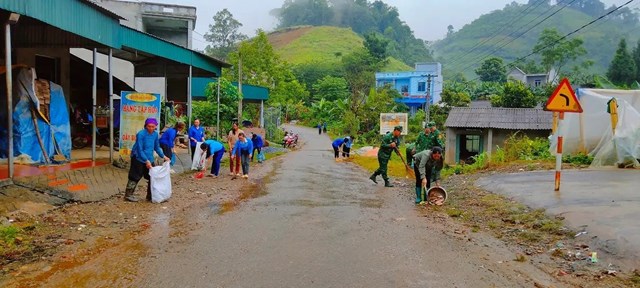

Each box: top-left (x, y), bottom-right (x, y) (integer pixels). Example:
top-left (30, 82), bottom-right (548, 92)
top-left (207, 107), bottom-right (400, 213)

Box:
top-left (395, 147), bottom-right (415, 179)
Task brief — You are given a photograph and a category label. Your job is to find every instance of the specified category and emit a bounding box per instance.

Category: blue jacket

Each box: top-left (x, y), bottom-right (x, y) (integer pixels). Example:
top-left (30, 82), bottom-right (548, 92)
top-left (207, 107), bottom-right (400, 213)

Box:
top-left (131, 129), bottom-right (165, 163)
top-left (232, 139), bottom-right (253, 156)
top-left (251, 135), bottom-right (263, 149)
top-left (204, 139), bottom-right (224, 154)
top-left (159, 127), bottom-right (178, 148)
top-left (332, 138), bottom-right (348, 148)
top-left (188, 125), bottom-right (205, 147)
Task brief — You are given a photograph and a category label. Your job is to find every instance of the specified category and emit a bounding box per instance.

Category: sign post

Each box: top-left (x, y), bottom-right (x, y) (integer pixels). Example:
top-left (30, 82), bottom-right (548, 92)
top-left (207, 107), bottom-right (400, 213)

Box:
top-left (544, 78), bottom-right (583, 191)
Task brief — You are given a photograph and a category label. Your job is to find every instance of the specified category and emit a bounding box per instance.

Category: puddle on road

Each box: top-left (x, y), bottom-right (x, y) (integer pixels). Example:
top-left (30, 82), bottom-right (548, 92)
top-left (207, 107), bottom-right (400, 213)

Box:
top-left (11, 236), bottom-right (148, 288)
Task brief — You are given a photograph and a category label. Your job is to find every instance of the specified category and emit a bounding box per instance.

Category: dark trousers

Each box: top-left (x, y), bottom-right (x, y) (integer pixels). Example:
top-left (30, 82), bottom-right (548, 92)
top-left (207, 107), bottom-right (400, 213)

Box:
top-left (128, 156), bottom-right (153, 199)
top-left (210, 148), bottom-right (225, 176)
top-left (333, 146), bottom-right (340, 158)
top-left (190, 145), bottom-right (196, 160)
top-left (161, 144), bottom-right (172, 164)
top-left (413, 164), bottom-right (432, 189)
top-left (318, 128), bottom-right (322, 135)
top-left (240, 151), bottom-right (250, 175)
top-left (251, 147), bottom-right (261, 161)
top-left (342, 147), bottom-right (351, 158)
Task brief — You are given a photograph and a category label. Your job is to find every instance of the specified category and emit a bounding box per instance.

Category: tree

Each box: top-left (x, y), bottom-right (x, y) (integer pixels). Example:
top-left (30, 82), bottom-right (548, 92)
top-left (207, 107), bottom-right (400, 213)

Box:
top-left (440, 89), bottom-right (471, 108)
top-left (192, 78), bottom-right (240, 133)
top-left (491, 81), bottom-right (537, 108)
top-left (363, 33), bottom-right (390, 62)
top-left (446, 25), bottom-right (454, 37)
top-left (607, 38), bottom-right (637, 86)
top-left (204, 9), bottom-right (247, 60)
top-left (632, 40), bottom-right (640, 81)
top-left (312, 76), bottom-right (350, 102)
top-left (533, 28), bottom-right (588, 80)
top-left (475, 57), bottom-right (507, 83)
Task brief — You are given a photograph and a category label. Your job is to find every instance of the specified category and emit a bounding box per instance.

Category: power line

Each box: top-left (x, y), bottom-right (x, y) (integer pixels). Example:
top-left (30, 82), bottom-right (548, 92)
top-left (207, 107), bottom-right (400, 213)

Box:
top-left (446, 0), bottom-right (549, 68)
top-left (454, 0), bottom-right (578, 73)
top-left (467, 0), bottom-right (636, 82)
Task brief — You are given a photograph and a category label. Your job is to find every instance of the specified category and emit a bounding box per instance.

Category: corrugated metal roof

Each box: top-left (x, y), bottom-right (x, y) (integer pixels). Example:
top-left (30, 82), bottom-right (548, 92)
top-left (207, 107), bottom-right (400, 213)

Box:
top-left (191, 78), bottom-right (269, 101)
top-left (445, 107), bottom-right (553, 130)
top-left (0, 0), bottom-right (121, 48)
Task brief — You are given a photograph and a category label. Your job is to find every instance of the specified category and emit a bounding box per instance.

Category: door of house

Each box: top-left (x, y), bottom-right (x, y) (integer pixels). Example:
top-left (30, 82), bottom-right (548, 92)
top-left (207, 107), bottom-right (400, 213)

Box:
top-left (456, 134), bottom-right (483, 164)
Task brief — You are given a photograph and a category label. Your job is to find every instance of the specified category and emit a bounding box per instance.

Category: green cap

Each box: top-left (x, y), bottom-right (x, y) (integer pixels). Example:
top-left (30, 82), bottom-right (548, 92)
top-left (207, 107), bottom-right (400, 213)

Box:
top-left (427, 121), bottom-right (436, 128)
top-left (394, 125), bottom-right (403, 132)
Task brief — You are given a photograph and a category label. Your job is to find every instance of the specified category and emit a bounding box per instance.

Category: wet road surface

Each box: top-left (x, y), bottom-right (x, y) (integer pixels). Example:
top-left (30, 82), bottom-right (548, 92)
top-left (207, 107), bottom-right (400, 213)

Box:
top-left (126, 125), bottom-right (560, 288)
top-left (477, 169), bottom-right (640, 269)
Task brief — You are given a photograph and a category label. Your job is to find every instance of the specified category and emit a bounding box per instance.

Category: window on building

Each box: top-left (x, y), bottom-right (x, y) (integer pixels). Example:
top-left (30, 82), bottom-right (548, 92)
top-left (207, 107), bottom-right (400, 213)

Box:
top-left (417, 81), bottom-right (426, 92)
top-left (534, 79), bottom-right (541, 87)
top-left (401, 85), bottom-right (409, 93)
top-left (465, 135), bottom-right (480, 153)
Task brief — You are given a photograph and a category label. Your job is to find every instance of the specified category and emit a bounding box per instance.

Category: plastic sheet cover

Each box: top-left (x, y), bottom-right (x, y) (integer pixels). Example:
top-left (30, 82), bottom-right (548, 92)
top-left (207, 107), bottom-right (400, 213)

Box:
top-left (0, 68), bottom-right (71, 164)
top-left (549, 89), bottom-right (640, 168)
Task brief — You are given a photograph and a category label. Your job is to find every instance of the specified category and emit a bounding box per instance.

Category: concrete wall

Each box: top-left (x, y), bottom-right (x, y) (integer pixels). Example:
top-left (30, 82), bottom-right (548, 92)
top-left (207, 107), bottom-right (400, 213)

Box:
top-left (16, 48), bottom-right (71, 99)
top-left (444, 127), bottom-right (552, 165)
top-left (94, 0), bottom-right (144, 30)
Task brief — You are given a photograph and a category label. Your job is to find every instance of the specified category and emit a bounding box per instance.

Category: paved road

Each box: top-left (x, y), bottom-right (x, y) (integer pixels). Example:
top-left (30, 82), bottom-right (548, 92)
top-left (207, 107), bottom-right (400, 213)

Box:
top-left (127, 125), bottom-right (560, 288)
top-left (477, 169), bottom-right (640, 269)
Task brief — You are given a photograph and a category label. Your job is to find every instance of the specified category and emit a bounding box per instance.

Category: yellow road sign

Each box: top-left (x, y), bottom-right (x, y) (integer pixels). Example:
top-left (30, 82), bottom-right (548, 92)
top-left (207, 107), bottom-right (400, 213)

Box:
top-left (544, 78), bottom-right (583, 113)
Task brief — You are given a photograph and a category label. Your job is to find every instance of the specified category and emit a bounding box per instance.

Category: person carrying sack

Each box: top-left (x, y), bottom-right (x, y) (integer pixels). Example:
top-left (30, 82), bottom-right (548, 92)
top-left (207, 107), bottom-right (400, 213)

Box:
top-left (124, 118), bottom-right (170, 202)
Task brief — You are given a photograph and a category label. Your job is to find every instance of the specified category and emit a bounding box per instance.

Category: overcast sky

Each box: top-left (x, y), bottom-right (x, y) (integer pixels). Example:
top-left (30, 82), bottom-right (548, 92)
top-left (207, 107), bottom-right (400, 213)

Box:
top-left (146, 0), bottom-right (628, 50)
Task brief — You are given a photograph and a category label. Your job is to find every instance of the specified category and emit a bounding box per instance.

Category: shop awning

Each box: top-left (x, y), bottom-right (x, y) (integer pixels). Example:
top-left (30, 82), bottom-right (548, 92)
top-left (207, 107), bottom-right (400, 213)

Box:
top-left (191, 78), bottom-right (269, 103)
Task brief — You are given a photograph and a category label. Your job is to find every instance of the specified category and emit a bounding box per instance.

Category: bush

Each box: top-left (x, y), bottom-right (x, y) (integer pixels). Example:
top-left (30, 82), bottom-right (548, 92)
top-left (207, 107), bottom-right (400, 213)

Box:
top-left (503, 133), bottom-right (553, 161)
top-left (562, 153), bottom-right (593, 165)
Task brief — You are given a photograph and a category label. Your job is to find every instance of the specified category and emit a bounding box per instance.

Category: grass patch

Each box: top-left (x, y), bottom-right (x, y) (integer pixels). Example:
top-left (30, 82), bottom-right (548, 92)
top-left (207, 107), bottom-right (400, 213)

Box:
top-left (0, 225), bottom-right (20, 245)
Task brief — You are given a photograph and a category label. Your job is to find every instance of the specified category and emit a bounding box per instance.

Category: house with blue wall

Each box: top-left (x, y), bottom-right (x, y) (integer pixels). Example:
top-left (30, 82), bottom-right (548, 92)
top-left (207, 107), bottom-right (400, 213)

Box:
top-left (375, 62), bottom-right (443, 115)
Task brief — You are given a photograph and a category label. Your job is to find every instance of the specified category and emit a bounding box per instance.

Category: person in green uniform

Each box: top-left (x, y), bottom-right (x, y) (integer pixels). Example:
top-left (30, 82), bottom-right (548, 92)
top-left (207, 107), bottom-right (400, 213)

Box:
top-left (405, 143), bottom-right (415, 167)
top-left (413, 124), bottom-right (432, 154)
top-left (413, 147), bottom-right (444, 204)
top-left (369, 125), bottom-right (402, 187)
top-left (427, 122), bottom-right (444, 149)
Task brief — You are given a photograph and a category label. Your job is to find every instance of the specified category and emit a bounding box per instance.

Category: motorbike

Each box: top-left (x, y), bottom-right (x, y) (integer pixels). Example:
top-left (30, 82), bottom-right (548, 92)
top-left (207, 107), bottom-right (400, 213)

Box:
top-left (72, 122), bottom-right (120, 150)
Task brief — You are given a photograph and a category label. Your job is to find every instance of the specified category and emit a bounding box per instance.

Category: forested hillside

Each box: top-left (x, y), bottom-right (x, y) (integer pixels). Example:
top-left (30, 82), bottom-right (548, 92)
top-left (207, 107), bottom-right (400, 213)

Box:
top-left (433, 0), bottom-right (640, 77)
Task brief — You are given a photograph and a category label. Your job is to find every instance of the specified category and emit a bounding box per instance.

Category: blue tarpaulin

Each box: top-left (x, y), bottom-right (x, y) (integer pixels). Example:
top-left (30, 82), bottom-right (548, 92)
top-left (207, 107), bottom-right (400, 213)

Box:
top-left (0, 68), bottom-right (71, 164)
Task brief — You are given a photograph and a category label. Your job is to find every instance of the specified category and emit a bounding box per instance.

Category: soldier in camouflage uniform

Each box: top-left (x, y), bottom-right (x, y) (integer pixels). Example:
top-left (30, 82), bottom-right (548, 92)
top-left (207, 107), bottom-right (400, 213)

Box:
top-left (370, 125), bottom-right (402, 187)
top-left (427, 122), bottom-right (444, 149)
top-left (413, 124), bottom-right (432, 154)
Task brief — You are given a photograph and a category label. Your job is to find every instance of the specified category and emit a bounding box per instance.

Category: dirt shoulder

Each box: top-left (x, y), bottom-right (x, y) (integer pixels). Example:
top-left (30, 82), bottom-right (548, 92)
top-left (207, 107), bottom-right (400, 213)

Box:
top-left (352, 156), bottom-right (638, 287)
top-left (0, 154), bottom-right (282, 287)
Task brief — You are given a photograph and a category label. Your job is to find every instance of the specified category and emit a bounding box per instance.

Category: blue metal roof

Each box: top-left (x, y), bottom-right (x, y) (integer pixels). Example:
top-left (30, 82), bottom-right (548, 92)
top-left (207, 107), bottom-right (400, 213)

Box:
top-left (191, 78), bottom-right (269, 102)
top-left (0, 0), bottom-right (229, 75)
top-left (0, 0), bottom-right (122, 48)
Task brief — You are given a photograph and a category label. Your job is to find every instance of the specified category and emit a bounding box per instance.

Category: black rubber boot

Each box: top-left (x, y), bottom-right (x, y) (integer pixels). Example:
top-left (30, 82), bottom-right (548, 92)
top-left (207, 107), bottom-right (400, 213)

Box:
top-left (384, 179), bottom-right (394, 187)
top-left (124, 180), bottom-right (139, 202)
top-left (369, 173), bottom-right (378, 184)
top-left (146, 182), bottom-right (152, 202)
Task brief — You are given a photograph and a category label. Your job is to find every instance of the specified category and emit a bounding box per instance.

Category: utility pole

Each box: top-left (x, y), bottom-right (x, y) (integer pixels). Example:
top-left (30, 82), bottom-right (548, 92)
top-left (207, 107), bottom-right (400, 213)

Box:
top-left (424, 74), bottom-right (435, 123)
top-left (237, 53), bottom-right (243, 124)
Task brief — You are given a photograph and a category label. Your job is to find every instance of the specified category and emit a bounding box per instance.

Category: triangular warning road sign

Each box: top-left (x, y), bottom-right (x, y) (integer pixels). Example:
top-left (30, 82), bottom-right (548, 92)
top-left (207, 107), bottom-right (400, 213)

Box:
top-left (544, 78), bottom-right (583, 113)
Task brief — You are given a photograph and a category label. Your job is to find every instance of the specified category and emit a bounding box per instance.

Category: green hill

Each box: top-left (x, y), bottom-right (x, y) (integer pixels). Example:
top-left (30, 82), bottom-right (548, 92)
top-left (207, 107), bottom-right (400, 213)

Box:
top-left (268, 26), bottom-right (413, 71)
top-left (433, 3), bottom-right (640, 78)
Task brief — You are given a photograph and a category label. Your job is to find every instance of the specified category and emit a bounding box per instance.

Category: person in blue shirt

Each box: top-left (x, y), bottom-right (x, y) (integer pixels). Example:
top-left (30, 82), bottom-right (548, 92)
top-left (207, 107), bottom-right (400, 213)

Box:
top-left (199, 139), bottom-right (226, 177)
top-left (231, 132), bottom-right (253, 179)
top-left (159, 122), bottom-right (185, 166)
top-left (188, 119), bottom-right (206, 160)
top-left (125, 118), bottom-right (170, 202)
top-left (332, 137), bottom-right (349, 159)
top-left (342, 136), bottom-right (355, 158)
top-left (250, 133), bottom-right (264, 162)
